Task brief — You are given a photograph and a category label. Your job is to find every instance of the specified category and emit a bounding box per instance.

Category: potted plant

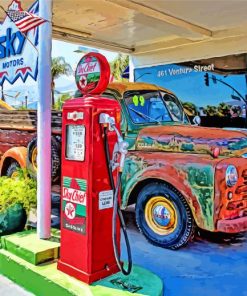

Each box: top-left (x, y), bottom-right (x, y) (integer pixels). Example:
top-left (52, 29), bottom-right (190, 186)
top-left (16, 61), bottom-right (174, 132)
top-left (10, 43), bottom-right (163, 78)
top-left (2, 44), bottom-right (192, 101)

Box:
top-left (0, 169), bottom-right (36, 236)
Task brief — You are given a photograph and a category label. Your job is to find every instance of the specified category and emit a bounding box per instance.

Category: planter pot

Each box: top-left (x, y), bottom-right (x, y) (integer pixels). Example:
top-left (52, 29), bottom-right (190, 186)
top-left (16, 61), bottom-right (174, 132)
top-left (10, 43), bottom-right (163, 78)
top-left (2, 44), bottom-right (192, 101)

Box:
top-left (0, 204), bottom-right (27, 236)
top-left (27, 207), bottom-right (37, 228)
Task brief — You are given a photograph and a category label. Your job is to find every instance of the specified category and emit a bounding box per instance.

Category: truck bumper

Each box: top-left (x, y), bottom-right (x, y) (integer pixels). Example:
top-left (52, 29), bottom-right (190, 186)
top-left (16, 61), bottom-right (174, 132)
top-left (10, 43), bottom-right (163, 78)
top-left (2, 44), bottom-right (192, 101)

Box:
top-left (217, 216), bottom-right (247, 233)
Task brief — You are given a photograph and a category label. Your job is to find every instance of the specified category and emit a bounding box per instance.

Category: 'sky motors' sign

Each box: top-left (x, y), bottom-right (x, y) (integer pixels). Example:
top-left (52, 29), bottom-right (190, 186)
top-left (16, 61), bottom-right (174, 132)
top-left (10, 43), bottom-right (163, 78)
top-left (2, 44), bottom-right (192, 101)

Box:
top-left (0, 0), bottom-right (39, 85)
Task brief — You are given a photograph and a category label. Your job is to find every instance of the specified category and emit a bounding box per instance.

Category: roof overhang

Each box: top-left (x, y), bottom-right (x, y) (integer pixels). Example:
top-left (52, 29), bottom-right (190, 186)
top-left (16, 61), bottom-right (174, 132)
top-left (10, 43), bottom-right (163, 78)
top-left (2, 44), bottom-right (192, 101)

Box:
top-left (1, 0), bottom-right (247, 64)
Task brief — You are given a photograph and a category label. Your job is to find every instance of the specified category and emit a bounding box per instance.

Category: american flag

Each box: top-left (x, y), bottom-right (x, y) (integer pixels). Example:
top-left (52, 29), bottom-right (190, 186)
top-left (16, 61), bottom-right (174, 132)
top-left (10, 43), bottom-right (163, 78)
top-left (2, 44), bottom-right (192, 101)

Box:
top-left (6, 9), bottom-right (47, 33)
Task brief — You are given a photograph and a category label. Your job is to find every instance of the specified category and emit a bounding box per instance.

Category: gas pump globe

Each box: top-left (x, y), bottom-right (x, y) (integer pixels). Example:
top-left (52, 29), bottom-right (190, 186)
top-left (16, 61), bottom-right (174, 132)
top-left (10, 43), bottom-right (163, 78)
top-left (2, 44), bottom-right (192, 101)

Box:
top-left (58, 53), bottom-right (131, 284)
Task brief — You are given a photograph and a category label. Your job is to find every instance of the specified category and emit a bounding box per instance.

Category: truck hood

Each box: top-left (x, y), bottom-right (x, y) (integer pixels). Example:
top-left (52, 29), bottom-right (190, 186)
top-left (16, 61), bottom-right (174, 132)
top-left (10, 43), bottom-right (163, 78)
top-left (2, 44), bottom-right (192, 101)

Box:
top-left (136, 125), bottom-right (247, 157)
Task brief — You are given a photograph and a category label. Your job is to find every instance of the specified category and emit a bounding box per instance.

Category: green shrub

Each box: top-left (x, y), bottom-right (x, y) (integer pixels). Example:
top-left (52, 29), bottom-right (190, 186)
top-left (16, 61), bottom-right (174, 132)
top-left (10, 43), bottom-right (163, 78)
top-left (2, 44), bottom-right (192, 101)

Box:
top-left (0, 169), bottom-right (37, 214)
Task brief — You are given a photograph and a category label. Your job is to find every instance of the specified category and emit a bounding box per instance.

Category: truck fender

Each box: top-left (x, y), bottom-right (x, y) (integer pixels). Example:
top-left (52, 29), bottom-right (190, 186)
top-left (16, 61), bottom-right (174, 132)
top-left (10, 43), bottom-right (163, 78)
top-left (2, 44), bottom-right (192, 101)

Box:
top-left (123, 168), bottom-right (206, 230)
top-left (0, 147), bottom-right (27, 176)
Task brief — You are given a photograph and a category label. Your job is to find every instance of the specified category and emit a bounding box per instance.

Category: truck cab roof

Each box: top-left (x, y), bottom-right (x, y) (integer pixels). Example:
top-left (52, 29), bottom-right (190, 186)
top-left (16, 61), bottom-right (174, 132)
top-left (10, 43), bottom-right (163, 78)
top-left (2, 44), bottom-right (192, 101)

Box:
top-left (107, 82), bottom-right (174, 98)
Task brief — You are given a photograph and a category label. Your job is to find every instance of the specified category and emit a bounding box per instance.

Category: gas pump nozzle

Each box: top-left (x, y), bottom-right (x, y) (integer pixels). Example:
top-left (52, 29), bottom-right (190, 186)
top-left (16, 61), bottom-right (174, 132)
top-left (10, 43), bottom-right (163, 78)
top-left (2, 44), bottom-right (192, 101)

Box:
top-left (99, 113), bottom-right (129, 171)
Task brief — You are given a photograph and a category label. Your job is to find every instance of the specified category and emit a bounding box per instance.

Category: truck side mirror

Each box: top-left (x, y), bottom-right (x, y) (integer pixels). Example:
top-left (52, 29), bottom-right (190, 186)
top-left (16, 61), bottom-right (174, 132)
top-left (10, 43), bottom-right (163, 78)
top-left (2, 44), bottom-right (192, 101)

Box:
top-left (193, 115), bottom-right (201, 126)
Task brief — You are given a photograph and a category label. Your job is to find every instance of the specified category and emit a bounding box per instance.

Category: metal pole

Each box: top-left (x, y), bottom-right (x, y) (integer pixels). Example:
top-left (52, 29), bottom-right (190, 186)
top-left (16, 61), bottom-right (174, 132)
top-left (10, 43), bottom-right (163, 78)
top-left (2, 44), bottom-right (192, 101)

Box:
top-left (1, 85), bottom-right (5, 102)
top-left (213, 77), bottom-right (245, 101)
top-left (37, 0), bottom-right (52, 239)
top-left (129, 57), bottom-right (134, 82)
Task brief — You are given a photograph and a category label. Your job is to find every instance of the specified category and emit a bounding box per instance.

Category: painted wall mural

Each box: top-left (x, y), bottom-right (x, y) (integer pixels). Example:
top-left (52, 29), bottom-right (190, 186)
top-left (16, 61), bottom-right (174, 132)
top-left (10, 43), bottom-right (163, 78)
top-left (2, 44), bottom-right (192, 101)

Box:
top-left (134, 56), bottom-right (247, 128)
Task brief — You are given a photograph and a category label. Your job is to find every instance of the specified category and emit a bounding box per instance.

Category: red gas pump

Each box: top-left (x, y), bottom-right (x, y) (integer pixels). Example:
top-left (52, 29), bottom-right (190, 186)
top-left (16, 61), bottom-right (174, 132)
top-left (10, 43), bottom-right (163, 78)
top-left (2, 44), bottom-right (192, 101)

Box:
top-left (58, 53), bottom-right (131, 284)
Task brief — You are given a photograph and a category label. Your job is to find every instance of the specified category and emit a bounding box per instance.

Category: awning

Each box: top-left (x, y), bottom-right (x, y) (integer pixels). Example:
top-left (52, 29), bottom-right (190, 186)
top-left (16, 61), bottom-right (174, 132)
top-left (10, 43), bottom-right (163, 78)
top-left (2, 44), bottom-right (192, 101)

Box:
top-left (1, 1), bottom-right (247, 67)
top-left (0, 1), bottom-right (247, 57)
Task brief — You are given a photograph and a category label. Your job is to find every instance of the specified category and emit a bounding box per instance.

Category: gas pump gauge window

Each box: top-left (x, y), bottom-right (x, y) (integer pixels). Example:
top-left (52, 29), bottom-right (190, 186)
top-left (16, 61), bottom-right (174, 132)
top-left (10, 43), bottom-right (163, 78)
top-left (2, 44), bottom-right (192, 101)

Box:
top-left (66, 125), bottom-right (85, 161)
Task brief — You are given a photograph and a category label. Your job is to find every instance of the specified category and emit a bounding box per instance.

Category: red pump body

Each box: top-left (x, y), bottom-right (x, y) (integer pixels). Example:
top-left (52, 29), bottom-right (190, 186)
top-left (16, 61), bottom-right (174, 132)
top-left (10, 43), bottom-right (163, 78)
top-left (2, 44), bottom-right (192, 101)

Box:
top-left (57, 95), bottom-right (121, 284)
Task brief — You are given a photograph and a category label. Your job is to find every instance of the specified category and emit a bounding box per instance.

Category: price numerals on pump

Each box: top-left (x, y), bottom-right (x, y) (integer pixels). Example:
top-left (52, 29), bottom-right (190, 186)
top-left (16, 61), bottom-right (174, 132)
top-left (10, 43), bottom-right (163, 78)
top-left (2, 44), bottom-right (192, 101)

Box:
top-left (66, 125), bottom-right (85, 161)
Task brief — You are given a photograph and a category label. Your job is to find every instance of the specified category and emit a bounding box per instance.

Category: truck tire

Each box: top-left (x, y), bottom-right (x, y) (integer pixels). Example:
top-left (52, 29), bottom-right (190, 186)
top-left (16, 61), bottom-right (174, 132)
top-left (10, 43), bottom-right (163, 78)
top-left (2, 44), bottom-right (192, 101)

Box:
top-left (6, 161), bottom-right (20, 178)
top-left (27, 136), bottom-right (61, 182)
top-left (135, 182), bottom-right (194, 249)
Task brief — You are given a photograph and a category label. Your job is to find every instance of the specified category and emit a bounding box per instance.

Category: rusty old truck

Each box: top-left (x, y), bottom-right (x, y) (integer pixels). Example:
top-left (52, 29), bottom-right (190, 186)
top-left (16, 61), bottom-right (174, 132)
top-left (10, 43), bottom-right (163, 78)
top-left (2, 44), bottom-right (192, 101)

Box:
top-left (0, 106), bottom-right (61, 181)
top-left (1, 82), bottom-right (247, 249)
top-left (104, 82), bottom-right (247, 249)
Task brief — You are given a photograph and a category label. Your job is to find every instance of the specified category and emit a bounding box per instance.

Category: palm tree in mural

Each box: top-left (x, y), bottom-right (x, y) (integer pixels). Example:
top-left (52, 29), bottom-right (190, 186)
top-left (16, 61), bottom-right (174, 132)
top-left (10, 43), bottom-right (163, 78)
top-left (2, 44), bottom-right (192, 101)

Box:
top-left (217, 102), bottom-right (230, 117)
top-left (51, 57), bottom-right (73, 108)
top-left (182, 102), bottom-right (197, 116)
top-left (204, 105), bottom-right (218, 116)
top-left (110, 54), bottom-right (129, 81)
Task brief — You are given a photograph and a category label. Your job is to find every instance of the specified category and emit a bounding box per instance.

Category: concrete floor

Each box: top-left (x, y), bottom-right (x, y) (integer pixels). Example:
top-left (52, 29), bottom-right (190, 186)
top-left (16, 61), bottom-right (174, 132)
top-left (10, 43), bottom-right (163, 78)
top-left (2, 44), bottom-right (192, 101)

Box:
top-left (122, 207), bottom-right (247, 296)
top-left (1, 208), bottom-right (247, 296)
top-left (0, 275), bottom-right (33, 296)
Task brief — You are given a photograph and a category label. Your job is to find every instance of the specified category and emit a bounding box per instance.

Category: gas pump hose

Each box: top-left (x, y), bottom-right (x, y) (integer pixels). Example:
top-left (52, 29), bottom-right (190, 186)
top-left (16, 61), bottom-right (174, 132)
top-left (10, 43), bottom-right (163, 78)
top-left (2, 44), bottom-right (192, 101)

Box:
top-left (103, 127), bottom-right (132, 276)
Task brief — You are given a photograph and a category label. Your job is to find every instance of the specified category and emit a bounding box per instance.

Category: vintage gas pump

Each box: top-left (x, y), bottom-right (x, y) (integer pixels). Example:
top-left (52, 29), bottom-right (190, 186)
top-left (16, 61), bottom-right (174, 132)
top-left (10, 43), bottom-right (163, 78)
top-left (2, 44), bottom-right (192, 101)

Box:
top-left (58, 53), bottom-right (132, 284)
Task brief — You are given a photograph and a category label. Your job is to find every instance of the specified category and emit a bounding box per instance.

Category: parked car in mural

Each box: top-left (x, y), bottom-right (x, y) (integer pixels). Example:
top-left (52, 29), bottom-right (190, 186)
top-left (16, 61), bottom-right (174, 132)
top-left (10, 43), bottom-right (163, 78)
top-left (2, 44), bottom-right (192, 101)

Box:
top-left (104, 82), bottom-right (247, 249)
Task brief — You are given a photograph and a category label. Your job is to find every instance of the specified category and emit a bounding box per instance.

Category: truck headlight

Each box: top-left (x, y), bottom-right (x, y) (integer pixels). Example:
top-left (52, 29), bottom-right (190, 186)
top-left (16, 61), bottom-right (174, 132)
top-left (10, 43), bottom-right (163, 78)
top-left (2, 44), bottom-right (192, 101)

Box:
top-left (226, 165), bottom-right (238, 187)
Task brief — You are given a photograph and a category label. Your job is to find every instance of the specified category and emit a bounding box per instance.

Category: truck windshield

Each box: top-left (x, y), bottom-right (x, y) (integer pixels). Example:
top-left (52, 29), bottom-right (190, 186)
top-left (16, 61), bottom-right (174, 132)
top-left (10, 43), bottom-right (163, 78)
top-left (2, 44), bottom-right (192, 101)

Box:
top-left (124, 90), bottom-right (185, 124)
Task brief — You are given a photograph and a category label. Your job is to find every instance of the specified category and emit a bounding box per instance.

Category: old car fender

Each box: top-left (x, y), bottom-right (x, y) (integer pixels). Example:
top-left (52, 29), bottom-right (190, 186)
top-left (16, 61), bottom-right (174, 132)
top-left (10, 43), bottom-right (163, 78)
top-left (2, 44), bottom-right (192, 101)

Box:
top-left (0, 147), bottom-right (27, 176)
top-left (122, 165), bottom-right (214, 231)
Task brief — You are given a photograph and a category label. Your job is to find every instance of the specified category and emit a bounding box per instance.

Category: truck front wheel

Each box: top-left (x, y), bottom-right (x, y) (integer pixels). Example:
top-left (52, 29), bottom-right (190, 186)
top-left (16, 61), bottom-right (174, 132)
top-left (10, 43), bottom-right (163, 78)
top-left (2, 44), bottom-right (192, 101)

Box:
top-left (135, 182), bottom-right (194, 249)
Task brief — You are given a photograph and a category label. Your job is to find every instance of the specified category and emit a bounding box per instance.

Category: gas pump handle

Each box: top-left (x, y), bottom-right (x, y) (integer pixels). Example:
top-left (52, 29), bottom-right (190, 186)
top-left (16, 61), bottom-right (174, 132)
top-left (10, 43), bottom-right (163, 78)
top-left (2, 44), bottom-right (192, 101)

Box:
top-left (99, 113), bottom-right (123, 140)
top-left (99, 113), bottom-right (115, 130)
top-left (99, 113), bottom-right (128, 171)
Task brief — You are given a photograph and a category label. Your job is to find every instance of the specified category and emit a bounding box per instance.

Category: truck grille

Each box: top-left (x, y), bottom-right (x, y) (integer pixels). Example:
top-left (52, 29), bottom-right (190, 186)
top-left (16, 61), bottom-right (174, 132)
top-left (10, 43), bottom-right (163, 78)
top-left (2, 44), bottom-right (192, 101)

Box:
top-left (235, 169), bottom-right (247, 197)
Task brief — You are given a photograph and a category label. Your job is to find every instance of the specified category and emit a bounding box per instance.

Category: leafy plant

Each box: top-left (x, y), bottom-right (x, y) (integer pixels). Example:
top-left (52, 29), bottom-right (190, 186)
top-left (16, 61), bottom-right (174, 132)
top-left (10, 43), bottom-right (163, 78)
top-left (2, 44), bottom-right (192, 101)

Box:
top-left (217, 102), bottom-right (230, 117)
top-left (54, 93), bottom-right (71, 110)
top-left (17, 105), bottom-right (28, 110)
top-left (0, 169), bottom-right (37, 214)
top-left (182, 101), bottom-right (197, 116)
top-left (51, 56), bottom-right (73, 108)
top-left (203, 105), bottom-right (218, 116)
top-left (110, 54), bottom-right (129, 81)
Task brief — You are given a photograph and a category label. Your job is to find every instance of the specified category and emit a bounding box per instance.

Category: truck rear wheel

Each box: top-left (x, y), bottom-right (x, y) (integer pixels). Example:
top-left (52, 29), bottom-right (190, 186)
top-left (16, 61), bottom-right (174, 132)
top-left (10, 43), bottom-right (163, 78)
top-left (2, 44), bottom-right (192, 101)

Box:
top-left (135, 182), bottom-right (194, 249)
top-left (6, 161), bottom-right (20, 178)
top-left (27, 136), bottom-right (61, 182)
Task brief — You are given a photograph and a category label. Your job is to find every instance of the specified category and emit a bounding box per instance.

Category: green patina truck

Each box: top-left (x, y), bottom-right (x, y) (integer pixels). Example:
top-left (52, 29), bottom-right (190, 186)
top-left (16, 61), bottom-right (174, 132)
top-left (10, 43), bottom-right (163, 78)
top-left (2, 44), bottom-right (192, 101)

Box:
top-left (1, 83), bottom-right (247, 249)
top-left (103, 82), bottom-right (247, 249)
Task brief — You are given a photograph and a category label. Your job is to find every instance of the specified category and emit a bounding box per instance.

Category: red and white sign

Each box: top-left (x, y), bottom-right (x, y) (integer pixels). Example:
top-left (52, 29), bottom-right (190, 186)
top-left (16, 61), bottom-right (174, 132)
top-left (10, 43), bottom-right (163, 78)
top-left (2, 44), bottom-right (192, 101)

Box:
top-left (77, 61), bottom-right (100, 76)
top-left (65, 202), bottom-right (76, 220)
top-left (67, 111), bottom-right (84, 121)
top-left (63, 187), bottom-right (87, 206)
top-left (75, 52), bottom-right (110, 95)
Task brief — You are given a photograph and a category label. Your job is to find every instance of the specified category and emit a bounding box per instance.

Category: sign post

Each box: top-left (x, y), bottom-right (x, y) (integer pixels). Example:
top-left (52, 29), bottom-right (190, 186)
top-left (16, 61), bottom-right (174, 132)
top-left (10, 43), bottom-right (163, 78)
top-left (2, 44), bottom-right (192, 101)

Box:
top-left (37, 0), bottom-right (52, 239)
